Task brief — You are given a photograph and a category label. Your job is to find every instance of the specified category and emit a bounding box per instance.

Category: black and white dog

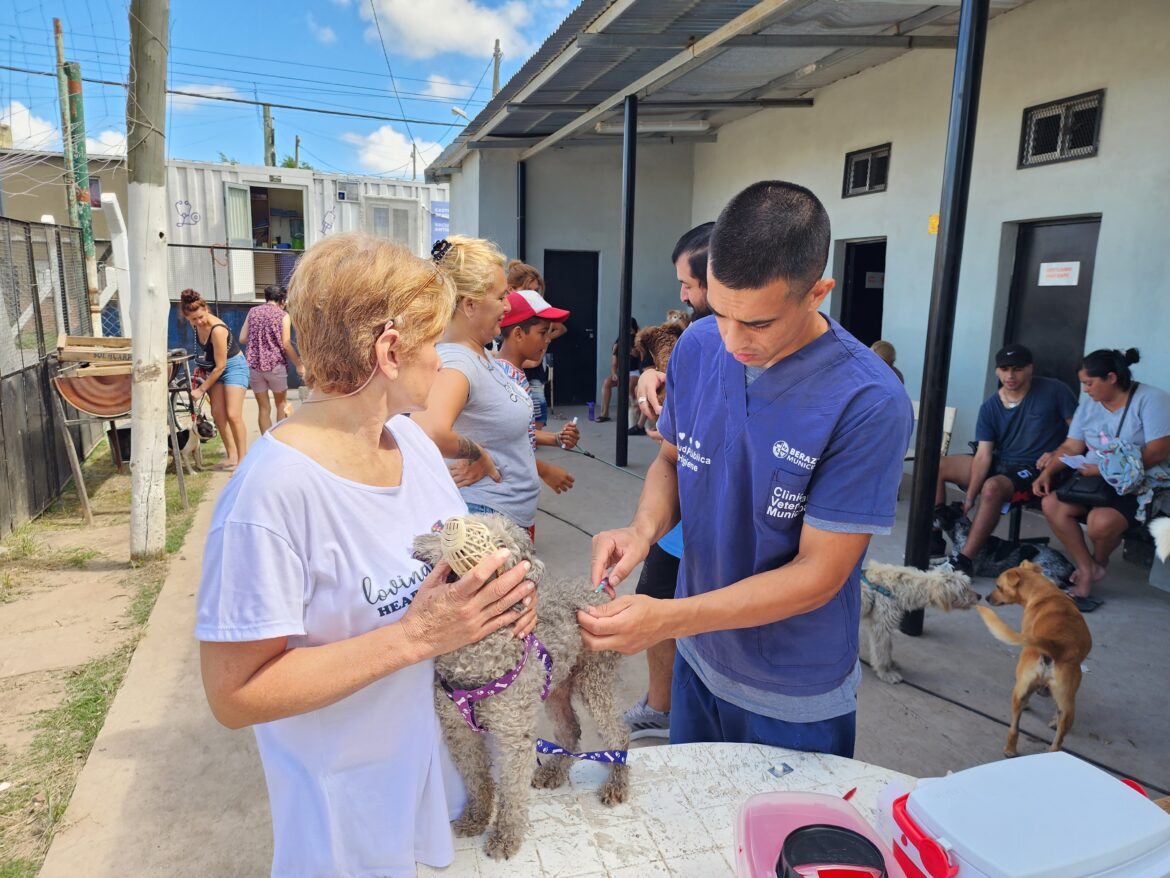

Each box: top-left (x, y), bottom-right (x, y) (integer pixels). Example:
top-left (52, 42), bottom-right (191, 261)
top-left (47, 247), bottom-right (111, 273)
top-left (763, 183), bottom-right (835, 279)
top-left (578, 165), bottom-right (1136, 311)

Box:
top-left (934, 501), bottom-right (1075, 585)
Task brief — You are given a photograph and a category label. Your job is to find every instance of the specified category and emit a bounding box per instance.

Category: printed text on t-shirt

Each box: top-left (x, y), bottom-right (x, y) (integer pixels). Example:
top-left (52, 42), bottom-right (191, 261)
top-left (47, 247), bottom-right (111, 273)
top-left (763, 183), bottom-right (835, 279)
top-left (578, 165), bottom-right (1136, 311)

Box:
top-left (363, 561), bottom-right (432, 617)
top-left (676, 430), bottom-right (712, 472)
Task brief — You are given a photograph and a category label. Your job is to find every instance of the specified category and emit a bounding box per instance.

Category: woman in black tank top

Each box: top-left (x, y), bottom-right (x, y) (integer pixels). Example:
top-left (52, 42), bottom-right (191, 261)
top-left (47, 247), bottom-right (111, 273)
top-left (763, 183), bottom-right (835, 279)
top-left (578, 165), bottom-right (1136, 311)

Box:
top-left (181, 288), bottom-right (248, 469)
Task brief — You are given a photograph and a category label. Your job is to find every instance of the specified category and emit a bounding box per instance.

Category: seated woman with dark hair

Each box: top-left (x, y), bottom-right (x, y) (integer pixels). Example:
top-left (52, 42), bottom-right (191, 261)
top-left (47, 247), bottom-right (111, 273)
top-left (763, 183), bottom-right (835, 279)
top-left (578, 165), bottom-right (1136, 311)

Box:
top-left (1033, 348), bottom-right (1170, 600)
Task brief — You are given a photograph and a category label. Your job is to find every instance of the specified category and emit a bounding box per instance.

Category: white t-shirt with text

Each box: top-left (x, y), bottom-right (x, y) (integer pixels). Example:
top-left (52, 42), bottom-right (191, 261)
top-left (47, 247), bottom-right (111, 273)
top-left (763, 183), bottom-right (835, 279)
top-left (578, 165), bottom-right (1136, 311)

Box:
top-left (196, 416), bottom-right (467, 878)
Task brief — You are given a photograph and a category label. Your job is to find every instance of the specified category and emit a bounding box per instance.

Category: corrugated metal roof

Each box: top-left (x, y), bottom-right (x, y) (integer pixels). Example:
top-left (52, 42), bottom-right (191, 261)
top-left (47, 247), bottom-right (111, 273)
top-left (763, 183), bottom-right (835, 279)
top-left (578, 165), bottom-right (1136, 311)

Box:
top-left (427, 0), bottom-right (1027, 176)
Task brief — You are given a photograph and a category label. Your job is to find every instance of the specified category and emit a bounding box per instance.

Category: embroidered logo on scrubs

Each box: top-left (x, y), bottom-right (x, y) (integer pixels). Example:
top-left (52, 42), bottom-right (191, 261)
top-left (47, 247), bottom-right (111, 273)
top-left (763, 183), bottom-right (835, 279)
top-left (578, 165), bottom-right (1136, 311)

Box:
top-left (772, 440), bottom-right (818, 471)
top-left (676, 431), bottom-right (712, 473)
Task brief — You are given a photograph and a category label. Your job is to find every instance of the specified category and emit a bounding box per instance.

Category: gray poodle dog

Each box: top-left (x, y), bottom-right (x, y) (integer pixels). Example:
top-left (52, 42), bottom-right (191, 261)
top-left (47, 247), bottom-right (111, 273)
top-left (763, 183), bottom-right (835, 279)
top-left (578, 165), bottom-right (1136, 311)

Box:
top-left (412, 513), bottom-right (629, 860)
top-left (861, 560), bottom-right (981, 684)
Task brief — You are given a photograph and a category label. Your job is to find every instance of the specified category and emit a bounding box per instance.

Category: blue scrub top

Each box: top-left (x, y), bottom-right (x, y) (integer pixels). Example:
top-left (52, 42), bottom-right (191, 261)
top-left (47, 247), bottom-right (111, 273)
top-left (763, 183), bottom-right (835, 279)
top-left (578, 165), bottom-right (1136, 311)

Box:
top-left (658, 315), bottom-right (912, 699)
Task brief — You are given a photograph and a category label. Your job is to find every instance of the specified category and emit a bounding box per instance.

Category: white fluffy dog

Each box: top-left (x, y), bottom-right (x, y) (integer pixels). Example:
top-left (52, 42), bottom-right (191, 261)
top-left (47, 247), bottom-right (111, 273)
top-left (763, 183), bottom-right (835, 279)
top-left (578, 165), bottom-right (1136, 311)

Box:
top-left (861, 561), bottom-right (981, 684)
top-left (1151, 517), bottom-right (1170, 563)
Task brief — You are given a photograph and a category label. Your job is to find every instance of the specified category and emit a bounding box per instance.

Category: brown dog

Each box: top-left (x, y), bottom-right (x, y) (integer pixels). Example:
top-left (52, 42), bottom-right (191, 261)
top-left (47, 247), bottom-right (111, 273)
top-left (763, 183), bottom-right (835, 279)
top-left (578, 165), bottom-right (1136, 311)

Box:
top-left (976, 560), bottom-right (1092, 757)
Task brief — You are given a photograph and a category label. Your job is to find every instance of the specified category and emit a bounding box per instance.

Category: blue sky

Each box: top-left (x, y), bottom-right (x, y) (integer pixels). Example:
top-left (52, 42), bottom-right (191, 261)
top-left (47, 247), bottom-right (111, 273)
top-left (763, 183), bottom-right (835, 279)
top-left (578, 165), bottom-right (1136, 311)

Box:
top-left (1, 0), bottom-right (570, 177)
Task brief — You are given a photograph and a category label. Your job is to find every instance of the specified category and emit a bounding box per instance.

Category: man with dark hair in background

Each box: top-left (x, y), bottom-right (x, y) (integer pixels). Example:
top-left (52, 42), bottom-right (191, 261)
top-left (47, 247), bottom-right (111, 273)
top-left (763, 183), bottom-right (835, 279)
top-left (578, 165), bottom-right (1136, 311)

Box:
top-left (623, 222), bottom-right (712, 740)
top-left (583, 183), bottom-right (911, 756)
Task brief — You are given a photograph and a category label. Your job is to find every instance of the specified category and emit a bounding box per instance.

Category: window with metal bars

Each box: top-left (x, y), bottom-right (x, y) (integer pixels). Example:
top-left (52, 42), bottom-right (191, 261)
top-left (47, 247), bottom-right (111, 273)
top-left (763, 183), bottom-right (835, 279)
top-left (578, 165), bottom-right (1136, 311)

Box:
top-left (842, 144), bottom-right (891, 198)
top-left (1018, 90), bottom-right (1104, 168)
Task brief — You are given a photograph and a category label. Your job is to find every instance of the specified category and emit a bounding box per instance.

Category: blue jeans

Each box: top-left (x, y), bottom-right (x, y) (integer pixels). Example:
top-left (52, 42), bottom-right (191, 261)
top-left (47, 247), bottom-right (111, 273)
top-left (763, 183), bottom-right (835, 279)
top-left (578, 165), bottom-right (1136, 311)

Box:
top-left (669, 653), bottom-right (856, 757)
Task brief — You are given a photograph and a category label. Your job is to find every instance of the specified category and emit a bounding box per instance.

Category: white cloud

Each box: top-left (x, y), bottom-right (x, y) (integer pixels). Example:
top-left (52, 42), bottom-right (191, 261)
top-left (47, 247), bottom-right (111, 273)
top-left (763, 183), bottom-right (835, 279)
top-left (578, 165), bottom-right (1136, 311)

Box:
top-left (423, 74), bottom-right (475, 101)
top-left (86, 130), bottom-right (126, 156)
top-left (307, 13), bottom-right (337, 44)
top-left (343, 126), bottom-right (442, 175)
top-left (2, 100), bottom-right (61, 151)
top-left (361, 0), bottom-right (532, 60)
top-left (168, 83), bottom-right (245, 112)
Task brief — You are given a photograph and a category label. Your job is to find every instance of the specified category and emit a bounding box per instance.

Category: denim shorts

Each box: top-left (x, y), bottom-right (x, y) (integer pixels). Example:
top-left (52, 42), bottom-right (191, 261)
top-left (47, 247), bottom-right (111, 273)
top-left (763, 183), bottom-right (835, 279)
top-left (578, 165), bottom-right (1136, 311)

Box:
top-left (220, 354), bottom-right (250, 388)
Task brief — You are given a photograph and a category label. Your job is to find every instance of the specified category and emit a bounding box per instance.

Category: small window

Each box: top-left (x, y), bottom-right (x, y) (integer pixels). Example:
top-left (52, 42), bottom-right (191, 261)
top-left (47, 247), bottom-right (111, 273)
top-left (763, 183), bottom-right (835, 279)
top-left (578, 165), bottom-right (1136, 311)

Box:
top-left (842, 144), bottom-right (890, 198)
top-left (1019, 90), bottom-right (1103, 168)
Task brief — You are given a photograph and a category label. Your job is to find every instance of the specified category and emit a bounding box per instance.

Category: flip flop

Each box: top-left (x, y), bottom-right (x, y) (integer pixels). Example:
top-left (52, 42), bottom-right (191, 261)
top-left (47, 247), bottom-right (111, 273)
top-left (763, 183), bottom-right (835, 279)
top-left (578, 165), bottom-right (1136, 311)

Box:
top-left (595, 416), bottom-right (611, 422)
top-left (213, 462), bottom-right (237, 472)
top-left (1071, 595), bottom-right (1104, 613)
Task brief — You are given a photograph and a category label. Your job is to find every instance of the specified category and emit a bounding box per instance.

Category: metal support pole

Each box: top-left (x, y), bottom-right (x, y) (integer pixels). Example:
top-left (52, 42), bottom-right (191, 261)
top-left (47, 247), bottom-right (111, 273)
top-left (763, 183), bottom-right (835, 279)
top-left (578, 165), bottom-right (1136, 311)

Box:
top-left (65, 61), bottom-right (101, 335)
top-left (54, 19), bottom-right (79, 229)
top-left (516, 160), bottom-right (527, 263)
top-left (615, 94), bottom-right (637, 468)
top-left (901, 0), bottom-right (990, 636)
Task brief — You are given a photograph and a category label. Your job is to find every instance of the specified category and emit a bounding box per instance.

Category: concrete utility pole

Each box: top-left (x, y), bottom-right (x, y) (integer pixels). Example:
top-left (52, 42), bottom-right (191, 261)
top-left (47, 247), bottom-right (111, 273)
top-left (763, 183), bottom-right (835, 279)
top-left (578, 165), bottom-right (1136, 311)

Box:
top-left (53, 19), bottom-right (79, 229)
top-left (263, 104), bottom-right (276, 166)
top-left (126, 0), bottom-right (170, 561)
top-left (64, 61), bottom-right (102, 335)
top-left (492, 39), bottom-right (502, 96)
top-left (294, 134), bottom-right (300, 167)
top-left (411, 143), bottom-right (417, 181)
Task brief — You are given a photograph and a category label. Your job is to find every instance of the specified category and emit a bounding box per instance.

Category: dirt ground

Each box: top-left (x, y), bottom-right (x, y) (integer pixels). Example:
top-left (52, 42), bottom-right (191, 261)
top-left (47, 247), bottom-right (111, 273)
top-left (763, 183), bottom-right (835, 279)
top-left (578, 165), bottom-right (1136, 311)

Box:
top-left (0, 438), bottom-right (218, 877)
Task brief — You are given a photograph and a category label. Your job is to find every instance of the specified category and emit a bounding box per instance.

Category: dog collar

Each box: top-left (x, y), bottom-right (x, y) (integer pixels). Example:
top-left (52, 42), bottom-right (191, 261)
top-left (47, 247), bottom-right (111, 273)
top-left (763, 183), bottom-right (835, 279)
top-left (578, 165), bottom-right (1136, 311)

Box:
top-left (439, 633), bottom-right (553, 734)
top-left (861, 575), bottom-right (894, 599)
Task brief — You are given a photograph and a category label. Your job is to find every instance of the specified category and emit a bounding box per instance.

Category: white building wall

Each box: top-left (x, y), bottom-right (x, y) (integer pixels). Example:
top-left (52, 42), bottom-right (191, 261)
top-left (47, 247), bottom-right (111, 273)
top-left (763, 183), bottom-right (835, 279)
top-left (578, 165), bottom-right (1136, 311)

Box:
top-left (449, 150), bottom-right (481, 238)
top-left (691, 0), bottom-right (1170, 445)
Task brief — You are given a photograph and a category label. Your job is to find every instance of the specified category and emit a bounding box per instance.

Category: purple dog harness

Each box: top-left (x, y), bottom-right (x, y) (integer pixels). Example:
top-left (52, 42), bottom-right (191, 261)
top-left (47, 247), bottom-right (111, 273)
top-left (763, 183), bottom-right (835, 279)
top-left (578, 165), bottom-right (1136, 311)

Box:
top-left (438, 634), bottom-right (628, 766)
top-left (439, 633), bottom-right (553, 733)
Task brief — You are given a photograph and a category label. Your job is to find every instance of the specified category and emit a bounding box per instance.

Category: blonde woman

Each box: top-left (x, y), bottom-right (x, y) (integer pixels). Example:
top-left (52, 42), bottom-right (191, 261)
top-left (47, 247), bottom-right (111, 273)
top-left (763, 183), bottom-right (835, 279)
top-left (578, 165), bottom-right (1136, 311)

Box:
top-left (196, 234), bottom-right (537, 877)
top-left (416, 237), bottom-right (542, 539)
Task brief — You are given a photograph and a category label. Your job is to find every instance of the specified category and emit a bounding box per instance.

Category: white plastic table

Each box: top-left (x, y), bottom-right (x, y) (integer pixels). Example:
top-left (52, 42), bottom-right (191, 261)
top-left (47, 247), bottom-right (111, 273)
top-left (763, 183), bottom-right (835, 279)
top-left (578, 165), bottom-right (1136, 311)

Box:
top-left (420, 741), bottom-right (915, 877)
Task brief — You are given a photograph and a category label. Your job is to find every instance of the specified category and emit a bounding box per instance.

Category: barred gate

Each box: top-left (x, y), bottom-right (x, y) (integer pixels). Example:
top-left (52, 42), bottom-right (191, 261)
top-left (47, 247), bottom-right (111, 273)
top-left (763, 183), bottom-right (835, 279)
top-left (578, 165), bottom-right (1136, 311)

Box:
top-left (0, 217), bottom-right (101, 535)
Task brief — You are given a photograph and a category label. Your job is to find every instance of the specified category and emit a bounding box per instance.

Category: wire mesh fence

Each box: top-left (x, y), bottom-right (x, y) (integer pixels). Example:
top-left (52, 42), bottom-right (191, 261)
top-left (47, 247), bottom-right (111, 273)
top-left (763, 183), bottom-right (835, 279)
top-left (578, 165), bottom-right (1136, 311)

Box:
top-left (1, 217), bottom-right (92, 377)
top-left (0, 216), bottom-right (100, 534)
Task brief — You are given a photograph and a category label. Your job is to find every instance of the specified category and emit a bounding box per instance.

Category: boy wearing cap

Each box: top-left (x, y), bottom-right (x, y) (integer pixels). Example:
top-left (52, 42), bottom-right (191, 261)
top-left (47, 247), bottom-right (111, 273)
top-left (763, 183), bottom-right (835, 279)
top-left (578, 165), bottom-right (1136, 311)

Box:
top-left (933, 343), bottom-right (1077, 574)
top-left (496, 290), bottom-right (581, 496)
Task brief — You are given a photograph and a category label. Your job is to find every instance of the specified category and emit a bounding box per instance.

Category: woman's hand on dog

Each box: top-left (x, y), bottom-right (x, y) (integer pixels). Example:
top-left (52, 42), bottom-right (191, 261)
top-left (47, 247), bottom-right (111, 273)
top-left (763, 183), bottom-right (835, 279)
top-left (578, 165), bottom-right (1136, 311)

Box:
top-left (400, 550), bottom-right (538, 658)
top-left (577, 595), bottom-right (669, 655)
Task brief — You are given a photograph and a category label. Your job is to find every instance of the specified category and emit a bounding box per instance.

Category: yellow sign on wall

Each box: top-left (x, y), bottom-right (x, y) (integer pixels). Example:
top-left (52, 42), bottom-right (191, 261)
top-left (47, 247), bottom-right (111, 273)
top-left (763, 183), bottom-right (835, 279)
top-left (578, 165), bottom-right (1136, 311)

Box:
top-left (928, 213), bottom-right (940, 235)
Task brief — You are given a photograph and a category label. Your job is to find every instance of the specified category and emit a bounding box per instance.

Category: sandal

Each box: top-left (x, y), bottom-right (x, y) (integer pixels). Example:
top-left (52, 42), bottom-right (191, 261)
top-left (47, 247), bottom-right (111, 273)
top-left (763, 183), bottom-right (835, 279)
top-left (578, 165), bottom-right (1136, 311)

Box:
top-left (1071, 594), bottom-right (1103, 613)
top-left (213, 462), bottom-right (238, 472)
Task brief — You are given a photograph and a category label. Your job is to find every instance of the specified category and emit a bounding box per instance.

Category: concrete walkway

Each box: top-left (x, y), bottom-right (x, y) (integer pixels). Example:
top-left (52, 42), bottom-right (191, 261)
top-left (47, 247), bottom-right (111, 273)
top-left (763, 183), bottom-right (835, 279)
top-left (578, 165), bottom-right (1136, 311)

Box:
top-left (39, 405), bottom-right (1170, 877)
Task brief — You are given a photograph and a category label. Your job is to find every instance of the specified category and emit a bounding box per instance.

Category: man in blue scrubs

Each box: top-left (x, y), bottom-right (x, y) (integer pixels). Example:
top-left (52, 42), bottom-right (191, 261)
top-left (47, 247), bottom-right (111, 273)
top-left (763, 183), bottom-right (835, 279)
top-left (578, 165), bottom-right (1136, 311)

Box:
top-left (581, 182), bottom-right (912, 757)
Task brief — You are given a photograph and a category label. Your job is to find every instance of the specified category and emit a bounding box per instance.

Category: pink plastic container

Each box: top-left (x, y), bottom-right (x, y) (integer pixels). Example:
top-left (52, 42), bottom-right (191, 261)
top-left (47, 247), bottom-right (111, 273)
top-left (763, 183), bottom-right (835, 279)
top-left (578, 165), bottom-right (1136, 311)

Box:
top-left (735, 791), bottom-right (907, 878)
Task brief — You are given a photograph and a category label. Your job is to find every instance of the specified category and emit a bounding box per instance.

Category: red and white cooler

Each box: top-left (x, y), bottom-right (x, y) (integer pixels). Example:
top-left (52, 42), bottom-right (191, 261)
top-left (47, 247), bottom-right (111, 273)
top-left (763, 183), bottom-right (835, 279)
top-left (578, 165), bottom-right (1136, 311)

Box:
top-left (876, 752), bottom-right (1170, 878)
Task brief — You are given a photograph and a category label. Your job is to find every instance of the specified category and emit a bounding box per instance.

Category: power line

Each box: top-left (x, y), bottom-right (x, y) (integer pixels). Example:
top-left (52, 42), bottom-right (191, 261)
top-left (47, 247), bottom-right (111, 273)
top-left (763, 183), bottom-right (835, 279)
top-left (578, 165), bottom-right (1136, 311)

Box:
top-left (366, 0), bottom-right (419, 150)
top-left (0, 64), bottom-right (465, 127)
top-left (13, 26), bottom-right (495, 91)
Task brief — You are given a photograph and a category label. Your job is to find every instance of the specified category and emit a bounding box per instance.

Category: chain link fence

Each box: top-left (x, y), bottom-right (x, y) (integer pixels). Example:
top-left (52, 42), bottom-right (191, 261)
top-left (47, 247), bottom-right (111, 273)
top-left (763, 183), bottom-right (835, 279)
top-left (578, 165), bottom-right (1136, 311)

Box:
top-left (0, 216), bottom-right (99, 535)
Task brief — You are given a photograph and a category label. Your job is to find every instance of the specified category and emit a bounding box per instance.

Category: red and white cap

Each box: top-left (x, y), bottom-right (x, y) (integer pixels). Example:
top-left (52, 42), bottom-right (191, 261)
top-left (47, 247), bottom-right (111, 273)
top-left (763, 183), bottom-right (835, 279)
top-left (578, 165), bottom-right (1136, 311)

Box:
top-left (500, 289), bottom-right (570, 327)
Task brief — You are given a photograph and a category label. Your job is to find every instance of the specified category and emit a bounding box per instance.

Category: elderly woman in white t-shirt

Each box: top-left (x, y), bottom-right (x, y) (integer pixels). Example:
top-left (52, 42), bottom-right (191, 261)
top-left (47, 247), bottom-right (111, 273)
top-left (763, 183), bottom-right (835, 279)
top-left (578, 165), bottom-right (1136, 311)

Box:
top-left (196, 234), bottom-right (538, 878)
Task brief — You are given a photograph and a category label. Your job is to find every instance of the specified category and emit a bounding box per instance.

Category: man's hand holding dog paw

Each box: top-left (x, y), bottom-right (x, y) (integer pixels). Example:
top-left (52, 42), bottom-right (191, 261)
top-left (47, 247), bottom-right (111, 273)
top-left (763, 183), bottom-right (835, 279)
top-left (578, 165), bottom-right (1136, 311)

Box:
top-left (577, 595), bottom-right (671, 655)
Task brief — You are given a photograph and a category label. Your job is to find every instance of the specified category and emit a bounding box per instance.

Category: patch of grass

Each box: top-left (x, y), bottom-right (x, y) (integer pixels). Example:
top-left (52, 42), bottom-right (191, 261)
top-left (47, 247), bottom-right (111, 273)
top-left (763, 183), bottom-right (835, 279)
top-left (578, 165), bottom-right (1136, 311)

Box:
top-left (0, 647), bottom-right (132, 868)
top-left (0, 858), bottom-right (38, 878)
top-left (62, 548), bottom-right (103, 569)
top-left (127, 564), bottom-right (167, 628)
top-left (0, 570), bottom-right (21, 603)
top-left (1, 529), bottom-right (41, 562)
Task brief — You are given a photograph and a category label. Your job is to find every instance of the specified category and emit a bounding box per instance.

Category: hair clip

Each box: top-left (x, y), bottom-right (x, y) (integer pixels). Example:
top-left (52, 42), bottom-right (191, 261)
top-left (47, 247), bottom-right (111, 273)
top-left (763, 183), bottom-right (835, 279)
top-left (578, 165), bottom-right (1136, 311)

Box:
top-left (431, 239), bottom-right (453, 264)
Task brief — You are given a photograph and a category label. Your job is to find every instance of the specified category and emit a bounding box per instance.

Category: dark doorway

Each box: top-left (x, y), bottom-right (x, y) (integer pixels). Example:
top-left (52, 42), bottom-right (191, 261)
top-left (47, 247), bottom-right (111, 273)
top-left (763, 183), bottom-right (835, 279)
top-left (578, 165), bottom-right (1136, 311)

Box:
top-left (542, 250), bottom-right (599, 406)
top-left (839, 239), bottom-right (887, 347)
top-left (1005, 218), bottom-right (1100, 395)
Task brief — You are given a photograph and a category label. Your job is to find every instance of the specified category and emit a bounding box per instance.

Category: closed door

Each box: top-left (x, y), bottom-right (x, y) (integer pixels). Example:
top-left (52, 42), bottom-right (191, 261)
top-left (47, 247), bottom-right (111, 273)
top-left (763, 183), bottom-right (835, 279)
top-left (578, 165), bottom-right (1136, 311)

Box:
top-left (542, 250), bottom-right (598, 406)
top-left (1005, 219), bottom-right (1100, 395)
top-left (839, 239), bottom-right (886, 347)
